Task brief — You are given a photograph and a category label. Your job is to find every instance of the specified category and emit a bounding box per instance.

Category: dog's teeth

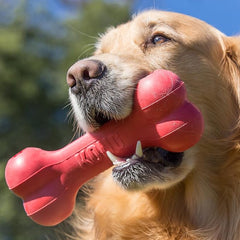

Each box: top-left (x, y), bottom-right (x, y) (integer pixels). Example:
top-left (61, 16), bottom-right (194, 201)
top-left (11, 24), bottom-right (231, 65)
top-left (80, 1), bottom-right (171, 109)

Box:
top-left (135, 141), bottom-right (143, 158)
top-left (106, 151), bottom-right (124, 165)
top-left (106, 151), bottom-right (120, 164)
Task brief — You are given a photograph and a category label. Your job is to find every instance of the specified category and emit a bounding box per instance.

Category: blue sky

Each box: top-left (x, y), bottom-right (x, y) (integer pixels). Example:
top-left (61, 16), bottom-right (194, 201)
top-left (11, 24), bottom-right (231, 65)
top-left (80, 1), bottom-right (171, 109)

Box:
top-left (49, 0), bottom-right (240, 36)
top-left (133, 0), bottom-right (240, 36)
top-left (2, 0), bottom-right (239, 36)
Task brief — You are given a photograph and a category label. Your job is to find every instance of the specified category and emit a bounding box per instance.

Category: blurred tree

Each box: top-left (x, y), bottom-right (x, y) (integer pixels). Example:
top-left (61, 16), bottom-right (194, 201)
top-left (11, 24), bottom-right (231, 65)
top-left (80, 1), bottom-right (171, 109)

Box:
top-left (0, 0), bottom-right (130, 239)
top-left (63, 0), bottom-right (131, 66)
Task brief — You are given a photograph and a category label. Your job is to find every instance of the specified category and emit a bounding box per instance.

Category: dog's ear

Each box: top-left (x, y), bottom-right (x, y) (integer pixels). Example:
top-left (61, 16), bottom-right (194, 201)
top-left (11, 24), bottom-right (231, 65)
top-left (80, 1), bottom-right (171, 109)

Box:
top-left (225, 36), bottom-right (240, 69)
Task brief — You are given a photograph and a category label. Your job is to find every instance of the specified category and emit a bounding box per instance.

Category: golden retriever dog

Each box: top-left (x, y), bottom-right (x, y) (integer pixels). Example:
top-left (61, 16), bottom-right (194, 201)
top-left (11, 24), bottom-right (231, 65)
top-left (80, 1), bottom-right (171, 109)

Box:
top-left (66, 10), bottom-right (240, 240)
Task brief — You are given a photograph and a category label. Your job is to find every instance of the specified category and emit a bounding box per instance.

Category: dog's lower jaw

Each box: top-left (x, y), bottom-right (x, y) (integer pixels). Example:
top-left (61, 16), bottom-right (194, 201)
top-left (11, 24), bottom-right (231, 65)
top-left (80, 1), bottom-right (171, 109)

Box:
top-left (110, 146), bottom-right (185, 191)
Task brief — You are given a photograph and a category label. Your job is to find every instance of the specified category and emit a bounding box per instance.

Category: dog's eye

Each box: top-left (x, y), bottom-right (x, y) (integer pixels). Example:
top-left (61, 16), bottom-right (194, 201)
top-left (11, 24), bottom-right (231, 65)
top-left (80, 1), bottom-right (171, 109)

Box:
top-left (151, 35), bottom-right (170, 45)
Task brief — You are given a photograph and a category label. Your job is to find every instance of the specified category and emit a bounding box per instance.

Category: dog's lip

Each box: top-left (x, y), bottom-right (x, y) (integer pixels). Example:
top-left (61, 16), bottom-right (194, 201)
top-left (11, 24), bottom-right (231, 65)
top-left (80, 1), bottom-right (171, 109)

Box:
top-left (112, 158), bottom-right (138, 171)
top-left (109, 152), bottom-right (182, 171)
top-left (107, 141), bottom-right (184, 171)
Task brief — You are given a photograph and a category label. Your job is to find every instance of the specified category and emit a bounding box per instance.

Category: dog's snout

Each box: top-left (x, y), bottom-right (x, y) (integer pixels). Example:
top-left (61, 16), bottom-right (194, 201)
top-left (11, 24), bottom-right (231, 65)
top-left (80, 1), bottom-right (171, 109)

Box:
top-left (67, 59), bottom-right (106, 93)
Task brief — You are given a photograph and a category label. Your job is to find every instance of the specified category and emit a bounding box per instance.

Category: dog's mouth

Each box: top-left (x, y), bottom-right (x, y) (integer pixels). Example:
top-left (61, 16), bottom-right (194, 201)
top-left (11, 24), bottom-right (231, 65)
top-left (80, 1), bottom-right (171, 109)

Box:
top-left (106, 141), bottom-right (184, 190)
top-left (87, 108), bottom-right (184, 190)
top-left (92, 112), bottom-right (184, 181)
top-left (74, 107), bottom-right (185, 191)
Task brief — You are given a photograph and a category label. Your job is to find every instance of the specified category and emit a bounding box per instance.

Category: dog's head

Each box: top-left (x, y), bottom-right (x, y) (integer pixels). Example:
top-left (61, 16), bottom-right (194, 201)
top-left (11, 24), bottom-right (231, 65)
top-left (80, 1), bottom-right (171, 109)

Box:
top-left (67, 10), bottom-right (240, 191)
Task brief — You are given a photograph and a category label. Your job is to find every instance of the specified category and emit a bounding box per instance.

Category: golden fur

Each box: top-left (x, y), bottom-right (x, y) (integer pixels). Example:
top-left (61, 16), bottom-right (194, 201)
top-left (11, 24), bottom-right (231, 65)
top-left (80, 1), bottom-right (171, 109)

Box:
top-left (68, 10), bottom-right (240, 240)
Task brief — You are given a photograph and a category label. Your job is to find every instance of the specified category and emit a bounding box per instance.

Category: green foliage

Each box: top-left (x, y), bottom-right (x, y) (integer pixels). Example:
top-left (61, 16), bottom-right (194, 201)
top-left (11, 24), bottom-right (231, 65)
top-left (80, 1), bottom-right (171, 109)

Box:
top-left (0, 0), bottom-right (130, 239)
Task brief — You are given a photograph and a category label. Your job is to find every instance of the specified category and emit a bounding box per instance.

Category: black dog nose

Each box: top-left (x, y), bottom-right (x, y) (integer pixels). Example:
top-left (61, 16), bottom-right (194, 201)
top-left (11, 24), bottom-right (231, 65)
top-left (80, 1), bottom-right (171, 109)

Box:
top-left (67, 59), bottom-right (106, 94)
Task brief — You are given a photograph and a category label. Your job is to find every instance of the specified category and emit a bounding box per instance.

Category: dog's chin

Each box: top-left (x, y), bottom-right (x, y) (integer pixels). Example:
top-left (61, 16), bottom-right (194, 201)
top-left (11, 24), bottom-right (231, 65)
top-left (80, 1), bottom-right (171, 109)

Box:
top-left (111, 148), bottom-right (185, 191)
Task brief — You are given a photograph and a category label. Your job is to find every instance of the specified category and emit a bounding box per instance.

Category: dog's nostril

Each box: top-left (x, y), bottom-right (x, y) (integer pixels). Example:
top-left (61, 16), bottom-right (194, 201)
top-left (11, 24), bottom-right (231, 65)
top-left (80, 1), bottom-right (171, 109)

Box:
top-left (67, 73), bottom-right (77, 88)
top-left (82, 69), bottom-right (91, 80)
top-left (66, 59), bottom-right (106, 93)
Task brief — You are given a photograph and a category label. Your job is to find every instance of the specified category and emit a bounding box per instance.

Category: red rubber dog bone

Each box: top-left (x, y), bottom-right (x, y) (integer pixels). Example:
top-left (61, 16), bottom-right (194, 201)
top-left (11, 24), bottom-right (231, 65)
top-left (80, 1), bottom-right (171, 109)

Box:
top-left (5, 70), bottom-right (204, 226)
